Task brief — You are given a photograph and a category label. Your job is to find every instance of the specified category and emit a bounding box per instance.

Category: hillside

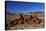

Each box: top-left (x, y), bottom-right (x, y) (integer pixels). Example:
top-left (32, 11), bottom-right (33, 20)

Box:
top-left (5, 12), bottom-right (44, 30)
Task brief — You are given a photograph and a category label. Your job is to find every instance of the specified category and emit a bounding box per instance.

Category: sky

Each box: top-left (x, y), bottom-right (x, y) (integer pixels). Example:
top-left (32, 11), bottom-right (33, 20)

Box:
top-left (6, 1), bottom-right (45, 13)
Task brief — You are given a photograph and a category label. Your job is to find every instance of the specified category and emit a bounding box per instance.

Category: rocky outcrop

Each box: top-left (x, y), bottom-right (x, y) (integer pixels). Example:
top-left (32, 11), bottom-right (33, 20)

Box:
top-left (5, 14), bottom-right (44, 30)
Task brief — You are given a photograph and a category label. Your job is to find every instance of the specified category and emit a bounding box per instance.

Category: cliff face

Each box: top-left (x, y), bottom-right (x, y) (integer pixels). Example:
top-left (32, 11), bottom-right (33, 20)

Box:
top-left (5, 13), bottom-right (44, 30)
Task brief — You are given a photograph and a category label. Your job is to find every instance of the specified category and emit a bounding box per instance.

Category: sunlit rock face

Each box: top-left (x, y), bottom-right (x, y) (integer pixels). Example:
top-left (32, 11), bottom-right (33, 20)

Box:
top-left (6, 13), bottom-right (44, 30)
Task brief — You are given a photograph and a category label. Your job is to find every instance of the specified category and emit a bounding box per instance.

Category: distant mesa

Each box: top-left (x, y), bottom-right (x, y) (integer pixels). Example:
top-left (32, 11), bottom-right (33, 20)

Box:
top-left (29, 11), bottom-right (44, 14)
top-left (7, 12), bottom-right (15, 15)
top-left (6, 11), bottom-right (44, 15)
